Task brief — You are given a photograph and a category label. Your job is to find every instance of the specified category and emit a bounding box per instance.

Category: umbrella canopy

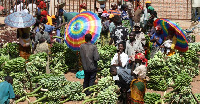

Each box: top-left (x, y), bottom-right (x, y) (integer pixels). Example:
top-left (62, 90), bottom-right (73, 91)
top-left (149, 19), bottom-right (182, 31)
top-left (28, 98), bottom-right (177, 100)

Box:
top-left (4, 11), bottom-right (36, 28)
top-left (0, 6), bottom-right (4, 11)
top-left (63, 12), bottom-right (79, 23)
top-left (154, 18), bottom-right (188, 52)
top-left (64, 11), bottom-right (102, 51)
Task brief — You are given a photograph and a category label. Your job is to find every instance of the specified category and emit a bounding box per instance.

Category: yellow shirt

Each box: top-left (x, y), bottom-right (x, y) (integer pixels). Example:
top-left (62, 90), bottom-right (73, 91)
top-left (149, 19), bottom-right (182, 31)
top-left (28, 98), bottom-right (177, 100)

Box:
top-left (80, 9), bottom-right (86, 13)
top-left (171, 36), bottom-right (177, 50)
top-left (46, 15), bottom-right (53, 25)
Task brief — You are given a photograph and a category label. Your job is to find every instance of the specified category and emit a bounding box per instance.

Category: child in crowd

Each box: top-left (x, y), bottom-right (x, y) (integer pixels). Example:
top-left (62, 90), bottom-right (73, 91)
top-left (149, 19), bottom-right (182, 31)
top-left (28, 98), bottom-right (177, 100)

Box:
top-left (160, 27), bottom-right (177, 56)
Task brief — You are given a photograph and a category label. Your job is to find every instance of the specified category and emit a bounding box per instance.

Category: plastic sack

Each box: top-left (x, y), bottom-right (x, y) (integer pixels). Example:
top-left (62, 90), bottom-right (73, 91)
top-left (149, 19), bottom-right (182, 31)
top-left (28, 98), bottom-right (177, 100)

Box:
top-left (76, 70), bottom-right (85, 79)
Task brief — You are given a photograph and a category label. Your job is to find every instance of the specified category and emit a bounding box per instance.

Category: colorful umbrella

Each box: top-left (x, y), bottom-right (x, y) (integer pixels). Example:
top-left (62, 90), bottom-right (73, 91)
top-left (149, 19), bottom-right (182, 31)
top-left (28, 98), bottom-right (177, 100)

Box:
top-left (0, 6), bottom-right (4, 11)
top-left (64, 11), bottom-right (102, 51)
top-left (63, 12), bottom-right (79, 23)
top-left (4, 11), bottom-right (36, 28)
top-left (154, 18), bottom-right (188, 52)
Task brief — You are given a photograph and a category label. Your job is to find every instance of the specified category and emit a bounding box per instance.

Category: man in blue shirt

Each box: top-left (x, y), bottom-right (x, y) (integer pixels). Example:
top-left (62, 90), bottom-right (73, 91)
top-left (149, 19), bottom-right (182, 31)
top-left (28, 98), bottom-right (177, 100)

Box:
top-left (0, 76), bottom-right (15, 104)
top-left (150, 25), bottom-right (164, 58)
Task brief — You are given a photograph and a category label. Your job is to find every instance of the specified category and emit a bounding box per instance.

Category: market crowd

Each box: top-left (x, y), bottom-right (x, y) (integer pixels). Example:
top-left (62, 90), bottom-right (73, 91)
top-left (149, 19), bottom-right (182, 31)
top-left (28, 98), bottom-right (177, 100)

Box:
top-left (0, 0), bottom-right (179, 104)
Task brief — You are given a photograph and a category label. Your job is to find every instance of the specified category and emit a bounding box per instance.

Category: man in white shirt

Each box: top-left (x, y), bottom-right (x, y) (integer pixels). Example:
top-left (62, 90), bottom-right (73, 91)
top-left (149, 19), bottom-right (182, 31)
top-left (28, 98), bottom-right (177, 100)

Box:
top-left (134, 23), bottom-right (146, 47)
top-left (15, 1), bottom-right (24, 12)
top-left (111, 42), bottom-right (129, 80)
top-left (28, 1), bottom-right (37, 16)
top-left (125, 31), bottom-right (144, 70)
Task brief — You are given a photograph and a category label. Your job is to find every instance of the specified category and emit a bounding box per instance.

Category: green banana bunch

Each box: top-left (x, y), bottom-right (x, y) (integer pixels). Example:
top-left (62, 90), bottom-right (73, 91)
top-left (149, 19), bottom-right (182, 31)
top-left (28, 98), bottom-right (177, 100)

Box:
top-left (3, 57), bottom-right (25, 73)
top-left (0, 54), bottom-right (9, 71)
top-left (96, 85), bottom-right (119, 104)
top-left (144, 92), bottom-right (161, 104)
top-left (5, 43), bottom-right (19, 58)
top-left (13, 79), bottom-right (25, 97)
top-left (195, 93), bottom-right (200, 102)
top-left (28, 52), bottom-right (47, 62)
top-left (39, 75), bottom-right (67, 90)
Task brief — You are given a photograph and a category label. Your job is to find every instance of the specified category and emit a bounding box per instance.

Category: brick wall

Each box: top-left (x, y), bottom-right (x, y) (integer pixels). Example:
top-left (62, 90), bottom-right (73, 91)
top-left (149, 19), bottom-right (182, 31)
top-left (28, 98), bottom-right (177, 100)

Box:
top-left (149, 0), bottom-right (191, 19)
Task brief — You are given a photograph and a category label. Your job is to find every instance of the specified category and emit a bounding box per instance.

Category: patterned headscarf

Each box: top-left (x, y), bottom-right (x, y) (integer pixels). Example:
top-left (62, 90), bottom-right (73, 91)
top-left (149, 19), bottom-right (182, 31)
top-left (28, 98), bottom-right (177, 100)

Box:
top-left (135, 53), bottom-right (148, 67)
top-left (155, 25), bottom-right (162, 31)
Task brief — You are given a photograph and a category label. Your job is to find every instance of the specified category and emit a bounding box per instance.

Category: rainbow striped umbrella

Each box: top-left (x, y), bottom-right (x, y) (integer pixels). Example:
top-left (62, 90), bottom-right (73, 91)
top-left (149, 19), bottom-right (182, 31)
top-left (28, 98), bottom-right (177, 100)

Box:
top-left (154, 18), bottom-right (188, 52)
top-left (64, 11), bottom-right (101, 51)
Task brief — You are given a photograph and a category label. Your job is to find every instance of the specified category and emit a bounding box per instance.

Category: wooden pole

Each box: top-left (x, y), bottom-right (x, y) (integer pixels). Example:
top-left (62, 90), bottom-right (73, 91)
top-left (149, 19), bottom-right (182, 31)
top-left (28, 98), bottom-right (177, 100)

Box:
top-left (186, 0), bottom-right (188, 19)
top-left (77, 0), bottom-right (79, 12)
top-left (54, 0), bottom-right (55, 15)
top-left (9, 0), bottom-right (10, 15)
top-left (16, 0), bottom-right (17, 12)
top-left (90, 0), bottom-right (91, 11)
top-left (73, 0), bottom-right (75, 11)
top-left (69, 0), bottom-right (70, 12)
top-left (86, 0), bottom-right (87, 11)
top-left (94, 0), bottom-right (96, 13)
top-left (32, 0), bottom-right (33, 16)
top-left (79, 0), bottom-right (80, 12)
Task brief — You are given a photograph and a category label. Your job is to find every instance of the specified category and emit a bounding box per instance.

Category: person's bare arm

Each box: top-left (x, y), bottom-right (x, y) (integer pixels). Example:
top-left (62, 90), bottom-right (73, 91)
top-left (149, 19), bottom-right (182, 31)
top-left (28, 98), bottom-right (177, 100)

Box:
top-left (109, 38), bottom-right (114, 45)
top-left (54, 22), bottom-right (67, 30)
top-left (117, 52), bottom-right (123, 67)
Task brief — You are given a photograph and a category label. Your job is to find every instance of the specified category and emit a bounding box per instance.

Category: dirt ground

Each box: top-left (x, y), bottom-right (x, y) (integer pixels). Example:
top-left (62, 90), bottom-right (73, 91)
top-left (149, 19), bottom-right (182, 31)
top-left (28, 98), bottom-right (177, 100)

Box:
top-left (2, 18), bottom-right (199, 103)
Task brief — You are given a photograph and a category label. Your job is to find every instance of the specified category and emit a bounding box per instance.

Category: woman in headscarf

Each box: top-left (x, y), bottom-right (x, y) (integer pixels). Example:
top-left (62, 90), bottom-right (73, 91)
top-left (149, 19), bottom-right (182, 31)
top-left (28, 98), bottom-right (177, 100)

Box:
top-left (130, 53), bottom-right (147, 104)
top-left (17, 27), bottom-right (32, 59)
top-left (80, 3), bottom-right (87, 13)
top-left (150, 25), bottom-right (164, 58)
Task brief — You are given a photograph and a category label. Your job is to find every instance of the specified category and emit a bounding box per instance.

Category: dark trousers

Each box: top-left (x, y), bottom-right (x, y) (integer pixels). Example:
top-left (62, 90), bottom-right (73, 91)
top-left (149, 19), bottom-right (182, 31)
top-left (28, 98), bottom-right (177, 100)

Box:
top-left (83, 71), bottom-right (97, 95)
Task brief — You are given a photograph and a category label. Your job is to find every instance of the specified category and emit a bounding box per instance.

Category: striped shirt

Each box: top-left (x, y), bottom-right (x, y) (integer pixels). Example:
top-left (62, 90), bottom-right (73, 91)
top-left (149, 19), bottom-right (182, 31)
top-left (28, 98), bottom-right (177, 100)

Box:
top-left (108, 9), bottom-right (121, 16)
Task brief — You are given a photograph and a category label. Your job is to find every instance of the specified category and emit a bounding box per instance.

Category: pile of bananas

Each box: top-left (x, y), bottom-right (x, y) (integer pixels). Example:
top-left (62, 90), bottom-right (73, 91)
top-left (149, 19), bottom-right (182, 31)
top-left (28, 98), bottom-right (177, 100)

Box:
top-left (0, 54), bottom-right (9, 70)
top-left (83, 76), bottom-right (119, 104)
top-left (13, 79), bottom-right (25, 97)
top-left (97, 45), bottom-right (116, 78)
top-left (2, 57), bottom-right (25, 73)
top-left (144, 92), bottom-right (161, 104)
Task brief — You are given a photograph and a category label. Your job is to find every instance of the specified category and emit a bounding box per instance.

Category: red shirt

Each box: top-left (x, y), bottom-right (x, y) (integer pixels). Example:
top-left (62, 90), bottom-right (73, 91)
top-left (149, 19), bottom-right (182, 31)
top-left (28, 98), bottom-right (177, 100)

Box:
top-left (41, 10), bottom-right (48, 16)
top-left (38, 1), bottom-right (46, 9)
